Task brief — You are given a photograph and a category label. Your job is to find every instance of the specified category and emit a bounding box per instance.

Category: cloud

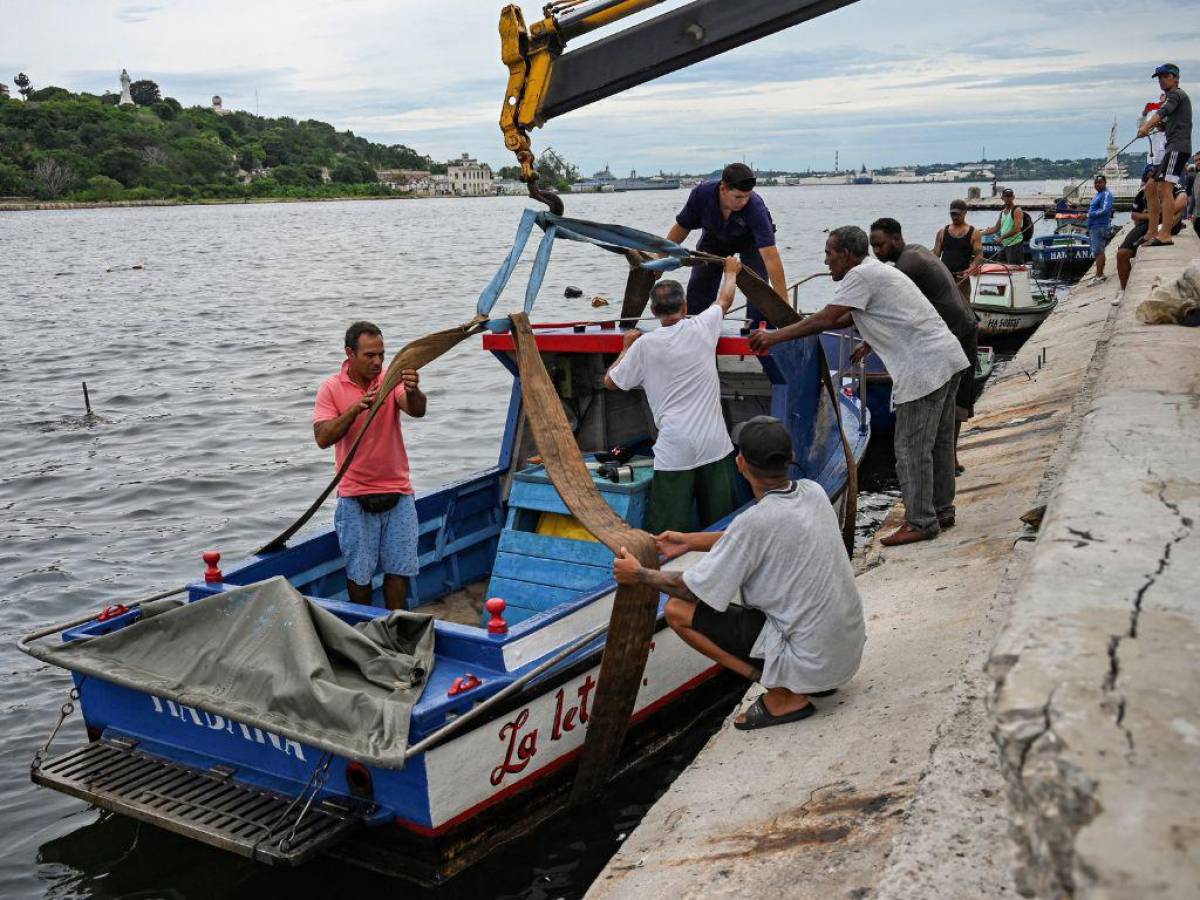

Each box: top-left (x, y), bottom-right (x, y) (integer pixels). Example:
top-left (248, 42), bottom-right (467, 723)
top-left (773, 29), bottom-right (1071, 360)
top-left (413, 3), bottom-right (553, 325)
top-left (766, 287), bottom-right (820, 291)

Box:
top-left (3, 0), bottom-right (1194, 172)
top-left (958, 39), bottom-right (1082, 60)
top-left (116, 4), bottom-right (163, 24)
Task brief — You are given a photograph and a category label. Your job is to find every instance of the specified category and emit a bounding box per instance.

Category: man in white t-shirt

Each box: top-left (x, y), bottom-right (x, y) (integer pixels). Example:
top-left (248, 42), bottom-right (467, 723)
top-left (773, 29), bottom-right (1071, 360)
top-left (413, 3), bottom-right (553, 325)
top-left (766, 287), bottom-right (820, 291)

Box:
top-left (614, 416), bottom-right (865, 730)
top-left (605, 256), bottom-right (741, 533)
top-left (750, 226), bottom-right (969, 546)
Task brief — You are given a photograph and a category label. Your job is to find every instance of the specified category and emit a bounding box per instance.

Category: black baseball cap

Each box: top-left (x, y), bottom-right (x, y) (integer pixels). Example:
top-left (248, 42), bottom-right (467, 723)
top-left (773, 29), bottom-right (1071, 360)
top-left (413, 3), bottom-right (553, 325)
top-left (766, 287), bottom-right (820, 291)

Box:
top-left (1001, 187), bottom-right (1015, 197)
top-left (721, 163), bottom-right (756, 191)
top-left (1153, 63), bottom-right (1180, 78)
top-left (731, 415), bottom-right (793, 472)
top-left (950, 199), bottom-right (967, 212)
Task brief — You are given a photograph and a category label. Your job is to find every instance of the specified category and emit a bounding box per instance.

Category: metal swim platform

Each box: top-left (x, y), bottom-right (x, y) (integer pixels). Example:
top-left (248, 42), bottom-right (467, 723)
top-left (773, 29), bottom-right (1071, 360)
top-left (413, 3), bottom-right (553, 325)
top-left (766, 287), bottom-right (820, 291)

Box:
top-left (33, 737), bottom-right (371, 865)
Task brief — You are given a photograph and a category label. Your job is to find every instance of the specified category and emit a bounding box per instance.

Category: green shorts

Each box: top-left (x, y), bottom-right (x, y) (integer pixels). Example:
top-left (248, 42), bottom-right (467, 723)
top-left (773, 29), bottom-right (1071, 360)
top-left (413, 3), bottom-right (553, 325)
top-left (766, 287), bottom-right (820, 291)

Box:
top-left (644, 455), bottom-right (739, 534)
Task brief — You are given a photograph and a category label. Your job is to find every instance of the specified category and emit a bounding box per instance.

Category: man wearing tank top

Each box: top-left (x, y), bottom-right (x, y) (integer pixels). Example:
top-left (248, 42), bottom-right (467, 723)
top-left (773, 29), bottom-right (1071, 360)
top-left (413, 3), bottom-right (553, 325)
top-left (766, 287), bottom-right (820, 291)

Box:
top-left (932, 199), bottom-right (983, 305)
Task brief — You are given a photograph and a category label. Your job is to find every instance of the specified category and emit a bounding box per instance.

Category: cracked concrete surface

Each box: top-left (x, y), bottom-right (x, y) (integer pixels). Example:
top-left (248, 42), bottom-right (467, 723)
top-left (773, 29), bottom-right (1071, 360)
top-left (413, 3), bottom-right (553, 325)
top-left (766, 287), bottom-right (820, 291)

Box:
top-left (988, 232), bottom-right (1200, 898)
top-left (586, 232), bottom-right (1166, 897)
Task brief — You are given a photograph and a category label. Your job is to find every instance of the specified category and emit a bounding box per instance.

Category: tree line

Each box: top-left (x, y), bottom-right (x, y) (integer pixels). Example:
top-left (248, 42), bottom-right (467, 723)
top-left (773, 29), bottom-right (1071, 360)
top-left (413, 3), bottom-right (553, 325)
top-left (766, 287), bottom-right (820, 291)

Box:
top-left (0, 78), bottom-right (441, 202)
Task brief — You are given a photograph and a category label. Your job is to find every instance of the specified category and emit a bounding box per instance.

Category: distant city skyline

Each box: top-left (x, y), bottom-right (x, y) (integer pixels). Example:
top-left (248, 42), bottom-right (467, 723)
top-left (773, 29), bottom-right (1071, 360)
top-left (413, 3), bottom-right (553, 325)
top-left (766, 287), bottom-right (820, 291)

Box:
top-left (3, 0), bottom-right (1198, 174)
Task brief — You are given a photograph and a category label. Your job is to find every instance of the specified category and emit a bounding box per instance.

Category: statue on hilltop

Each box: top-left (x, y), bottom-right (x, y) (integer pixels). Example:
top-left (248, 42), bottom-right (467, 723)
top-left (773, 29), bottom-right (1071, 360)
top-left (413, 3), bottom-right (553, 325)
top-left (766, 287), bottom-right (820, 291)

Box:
top-left (119, 69), bottom-right (134, 106)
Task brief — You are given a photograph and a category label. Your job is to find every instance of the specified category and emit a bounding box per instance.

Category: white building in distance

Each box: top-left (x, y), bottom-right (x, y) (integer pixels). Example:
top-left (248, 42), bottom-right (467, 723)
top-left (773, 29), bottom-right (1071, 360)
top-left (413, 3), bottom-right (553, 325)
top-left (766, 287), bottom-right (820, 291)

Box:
top-left (448, 153), bottom-right (494, 196)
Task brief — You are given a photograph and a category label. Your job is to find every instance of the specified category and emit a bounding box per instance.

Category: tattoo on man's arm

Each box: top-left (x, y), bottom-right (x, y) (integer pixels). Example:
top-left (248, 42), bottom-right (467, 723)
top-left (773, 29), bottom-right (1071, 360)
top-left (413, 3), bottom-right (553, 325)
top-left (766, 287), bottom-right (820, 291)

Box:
top-left (637, 567), bottom-right (699, 603)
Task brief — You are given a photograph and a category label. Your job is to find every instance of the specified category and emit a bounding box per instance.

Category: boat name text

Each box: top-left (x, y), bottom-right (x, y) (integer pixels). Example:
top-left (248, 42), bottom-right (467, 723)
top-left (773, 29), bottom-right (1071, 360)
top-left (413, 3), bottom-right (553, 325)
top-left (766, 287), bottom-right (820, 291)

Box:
top-left (490, 675), bottom-right (596, 786)
top-left (149, 695), bottom-right (306, 761)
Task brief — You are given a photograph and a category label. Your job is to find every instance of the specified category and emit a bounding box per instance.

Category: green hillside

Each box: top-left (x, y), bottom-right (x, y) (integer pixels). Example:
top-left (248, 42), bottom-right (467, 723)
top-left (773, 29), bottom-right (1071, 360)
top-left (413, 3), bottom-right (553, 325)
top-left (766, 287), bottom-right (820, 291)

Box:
top-left (0, 84), bottom-right (437, 202)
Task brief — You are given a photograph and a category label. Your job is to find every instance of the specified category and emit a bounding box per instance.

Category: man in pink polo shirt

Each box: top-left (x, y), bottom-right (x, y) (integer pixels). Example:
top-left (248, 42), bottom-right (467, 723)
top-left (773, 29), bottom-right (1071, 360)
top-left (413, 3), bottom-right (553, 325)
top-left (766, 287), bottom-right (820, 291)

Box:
top-left (313, 320), bottom-right (427, 609)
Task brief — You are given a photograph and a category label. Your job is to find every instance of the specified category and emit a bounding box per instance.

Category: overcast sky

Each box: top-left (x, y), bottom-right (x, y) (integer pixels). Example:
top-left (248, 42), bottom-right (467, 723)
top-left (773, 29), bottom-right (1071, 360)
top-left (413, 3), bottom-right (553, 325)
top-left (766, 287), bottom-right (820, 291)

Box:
top-left (3, 0), bottom-right (1197, 174)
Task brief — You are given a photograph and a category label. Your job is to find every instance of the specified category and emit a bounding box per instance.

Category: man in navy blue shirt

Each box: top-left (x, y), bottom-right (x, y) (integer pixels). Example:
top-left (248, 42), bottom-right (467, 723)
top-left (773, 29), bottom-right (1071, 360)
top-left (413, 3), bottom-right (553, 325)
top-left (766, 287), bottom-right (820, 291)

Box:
top-left (666, 163), bottom-right (788, 326)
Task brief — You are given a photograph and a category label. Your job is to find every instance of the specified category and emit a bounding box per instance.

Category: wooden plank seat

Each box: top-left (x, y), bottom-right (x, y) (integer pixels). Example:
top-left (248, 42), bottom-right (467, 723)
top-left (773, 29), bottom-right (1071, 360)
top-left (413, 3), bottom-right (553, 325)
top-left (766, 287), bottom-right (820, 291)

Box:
top-left (483, 462), bottom-right (651, 625)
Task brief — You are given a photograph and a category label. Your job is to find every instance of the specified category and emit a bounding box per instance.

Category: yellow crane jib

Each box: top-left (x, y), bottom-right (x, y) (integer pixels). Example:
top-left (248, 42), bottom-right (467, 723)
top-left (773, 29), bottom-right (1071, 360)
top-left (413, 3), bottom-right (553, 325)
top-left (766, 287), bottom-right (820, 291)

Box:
top-left (498, 6), bottom-right (561, 185)
top-left (499, 1), bottom-right (667, 215)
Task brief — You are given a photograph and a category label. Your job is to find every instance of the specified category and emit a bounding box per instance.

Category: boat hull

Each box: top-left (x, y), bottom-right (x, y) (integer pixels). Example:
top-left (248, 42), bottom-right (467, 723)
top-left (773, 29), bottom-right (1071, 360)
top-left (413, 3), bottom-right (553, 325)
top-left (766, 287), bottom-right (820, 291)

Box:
top-left (331, 668), bottom-right (747, 885)
top-left (1031, 237), bottom-right (1095, 280)
top-left (972, 303), bottom-right (1055, 338)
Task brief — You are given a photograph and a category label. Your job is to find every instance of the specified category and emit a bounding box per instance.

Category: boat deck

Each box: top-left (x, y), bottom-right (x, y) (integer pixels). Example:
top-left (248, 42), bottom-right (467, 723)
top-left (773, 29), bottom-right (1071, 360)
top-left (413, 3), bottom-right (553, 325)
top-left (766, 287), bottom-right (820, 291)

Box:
top-left (412, 581), bottom-right (487, 627)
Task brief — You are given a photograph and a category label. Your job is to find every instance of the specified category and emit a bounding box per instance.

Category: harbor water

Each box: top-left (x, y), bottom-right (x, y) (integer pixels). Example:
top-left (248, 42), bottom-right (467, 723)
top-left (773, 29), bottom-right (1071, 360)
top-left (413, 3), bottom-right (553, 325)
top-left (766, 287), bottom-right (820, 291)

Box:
top-left (0, 182), bottom-right (1083, 898)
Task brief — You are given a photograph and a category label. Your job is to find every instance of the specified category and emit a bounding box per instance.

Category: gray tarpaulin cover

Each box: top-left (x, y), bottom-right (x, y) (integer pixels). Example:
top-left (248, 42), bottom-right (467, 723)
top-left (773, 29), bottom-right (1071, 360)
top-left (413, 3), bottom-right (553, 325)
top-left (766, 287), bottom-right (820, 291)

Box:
top-left (41, 577), bottom-right (434, 768)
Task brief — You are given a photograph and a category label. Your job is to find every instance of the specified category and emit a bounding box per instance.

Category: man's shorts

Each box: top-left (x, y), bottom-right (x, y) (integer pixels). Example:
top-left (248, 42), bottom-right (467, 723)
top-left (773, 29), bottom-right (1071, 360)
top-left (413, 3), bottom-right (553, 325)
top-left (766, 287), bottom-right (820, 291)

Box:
top-left (1154, 150), bottom-right (1189, 185)
top-left (1088, 225), bottom-right (1109, 256)
top-left (690, 601), bottom-right (766, 670)
top-left (1120, 221), bottom-right (1149, 256)
top-left (334, 493), bottom-right (419, 586)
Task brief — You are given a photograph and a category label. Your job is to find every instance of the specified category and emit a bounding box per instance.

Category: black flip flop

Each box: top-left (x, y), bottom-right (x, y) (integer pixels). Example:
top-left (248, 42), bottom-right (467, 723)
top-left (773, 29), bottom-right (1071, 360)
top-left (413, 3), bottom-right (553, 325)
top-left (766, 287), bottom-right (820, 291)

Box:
top-left (1147, 240), bottom-right (1175, 247)
top-left (734, 696), bottom-right (816, 731)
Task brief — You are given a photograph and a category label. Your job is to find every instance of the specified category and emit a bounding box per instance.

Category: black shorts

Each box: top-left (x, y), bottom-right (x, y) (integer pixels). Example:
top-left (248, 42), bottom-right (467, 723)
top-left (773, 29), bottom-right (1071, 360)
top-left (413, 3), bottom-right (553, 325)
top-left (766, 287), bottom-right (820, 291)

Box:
top-left (1153, 150), bottom-right (1188, 185)
top-left (1120, 221), bottom-right (1149, 255)
top-left (690, 601), bottom-right (766, 670)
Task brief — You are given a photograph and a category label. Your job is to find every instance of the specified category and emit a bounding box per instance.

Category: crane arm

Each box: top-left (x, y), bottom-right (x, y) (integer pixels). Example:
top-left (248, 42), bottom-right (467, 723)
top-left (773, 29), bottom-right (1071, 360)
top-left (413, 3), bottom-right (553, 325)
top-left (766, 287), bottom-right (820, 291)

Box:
top-left (500, 0), bottom-right (859, 208)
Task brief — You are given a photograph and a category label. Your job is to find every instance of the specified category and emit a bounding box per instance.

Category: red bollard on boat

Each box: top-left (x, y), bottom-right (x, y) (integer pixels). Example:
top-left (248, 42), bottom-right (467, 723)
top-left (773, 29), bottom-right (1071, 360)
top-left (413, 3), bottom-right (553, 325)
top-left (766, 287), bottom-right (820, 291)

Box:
top-left (202, 551), bottom-right (223, 583)
top-left (485, 597), bottom-right (508, 635)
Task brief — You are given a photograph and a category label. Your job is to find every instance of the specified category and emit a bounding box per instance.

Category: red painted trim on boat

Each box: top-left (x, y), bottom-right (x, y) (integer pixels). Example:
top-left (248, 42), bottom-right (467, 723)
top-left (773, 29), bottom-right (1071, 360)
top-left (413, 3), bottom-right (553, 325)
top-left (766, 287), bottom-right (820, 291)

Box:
top-left (483, 331), bottom-right (759, 357)
top-left (392, 663), bottom-right (724, 837)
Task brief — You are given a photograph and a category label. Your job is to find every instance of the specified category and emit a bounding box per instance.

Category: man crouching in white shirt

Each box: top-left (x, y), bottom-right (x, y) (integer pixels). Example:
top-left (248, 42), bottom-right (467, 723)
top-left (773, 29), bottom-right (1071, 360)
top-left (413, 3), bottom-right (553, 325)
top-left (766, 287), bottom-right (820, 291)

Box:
top-left (605, 255), bottom-right (742, 534)
top-left (613, 417), bottom-right (866, 730)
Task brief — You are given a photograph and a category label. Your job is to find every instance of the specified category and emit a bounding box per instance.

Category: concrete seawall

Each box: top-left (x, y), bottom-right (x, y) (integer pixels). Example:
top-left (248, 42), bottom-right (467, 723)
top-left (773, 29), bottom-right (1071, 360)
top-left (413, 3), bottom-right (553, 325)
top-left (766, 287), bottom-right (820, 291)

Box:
top-left (588, 227), bottom-right (1200, 899)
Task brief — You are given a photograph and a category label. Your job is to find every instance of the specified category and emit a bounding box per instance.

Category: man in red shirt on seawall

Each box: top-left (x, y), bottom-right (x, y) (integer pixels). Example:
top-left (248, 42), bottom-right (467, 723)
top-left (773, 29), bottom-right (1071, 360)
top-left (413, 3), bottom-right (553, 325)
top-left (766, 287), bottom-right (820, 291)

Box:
top-left (313, 320), bottom-right (427, 610)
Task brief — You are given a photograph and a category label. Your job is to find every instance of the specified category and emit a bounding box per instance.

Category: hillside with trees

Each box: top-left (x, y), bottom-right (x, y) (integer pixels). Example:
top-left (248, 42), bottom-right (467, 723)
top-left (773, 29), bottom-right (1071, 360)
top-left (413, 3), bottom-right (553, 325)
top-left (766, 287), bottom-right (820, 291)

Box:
top-left (0, 79), bottom-right (438, 202)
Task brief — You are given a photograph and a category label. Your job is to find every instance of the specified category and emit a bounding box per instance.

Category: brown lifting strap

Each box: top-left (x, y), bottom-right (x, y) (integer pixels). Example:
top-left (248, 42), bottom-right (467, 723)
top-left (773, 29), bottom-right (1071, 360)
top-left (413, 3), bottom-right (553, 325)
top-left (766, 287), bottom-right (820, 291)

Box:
top-left (508, 312), bottom-right (661, 801)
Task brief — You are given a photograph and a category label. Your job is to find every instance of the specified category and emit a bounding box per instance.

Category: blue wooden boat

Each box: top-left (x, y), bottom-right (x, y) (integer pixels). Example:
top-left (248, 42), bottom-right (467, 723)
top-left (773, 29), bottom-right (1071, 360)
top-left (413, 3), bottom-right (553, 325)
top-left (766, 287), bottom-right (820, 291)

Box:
top-left (21, 277), bottom-right (869, 881)
top-left (1029, 233), bottom-right (1095, 280)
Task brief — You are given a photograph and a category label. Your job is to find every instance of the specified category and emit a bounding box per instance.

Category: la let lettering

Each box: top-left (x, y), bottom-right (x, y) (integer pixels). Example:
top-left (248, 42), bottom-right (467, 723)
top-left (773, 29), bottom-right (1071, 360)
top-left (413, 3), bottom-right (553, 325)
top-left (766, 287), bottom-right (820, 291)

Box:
top-left (490, 675), bottom-right (596, 786)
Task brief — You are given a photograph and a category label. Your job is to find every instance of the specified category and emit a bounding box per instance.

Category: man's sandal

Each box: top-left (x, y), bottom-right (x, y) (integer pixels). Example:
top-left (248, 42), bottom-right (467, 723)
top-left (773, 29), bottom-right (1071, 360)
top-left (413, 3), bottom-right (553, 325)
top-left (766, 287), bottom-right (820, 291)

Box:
top-left (734, 696), bottom-right (816, 731)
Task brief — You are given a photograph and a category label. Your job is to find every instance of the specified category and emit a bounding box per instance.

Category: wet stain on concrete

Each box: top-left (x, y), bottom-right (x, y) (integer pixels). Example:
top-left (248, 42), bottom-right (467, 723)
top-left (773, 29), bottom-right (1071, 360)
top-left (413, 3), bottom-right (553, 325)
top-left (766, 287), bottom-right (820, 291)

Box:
top-left (630, 783), bottom-right (915, 868)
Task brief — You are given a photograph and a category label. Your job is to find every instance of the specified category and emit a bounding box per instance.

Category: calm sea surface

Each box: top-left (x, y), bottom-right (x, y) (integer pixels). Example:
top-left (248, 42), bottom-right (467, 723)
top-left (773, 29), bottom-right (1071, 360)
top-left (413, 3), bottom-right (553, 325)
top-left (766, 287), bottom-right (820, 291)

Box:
top-left (0, 181), bottom-right (1077, 898)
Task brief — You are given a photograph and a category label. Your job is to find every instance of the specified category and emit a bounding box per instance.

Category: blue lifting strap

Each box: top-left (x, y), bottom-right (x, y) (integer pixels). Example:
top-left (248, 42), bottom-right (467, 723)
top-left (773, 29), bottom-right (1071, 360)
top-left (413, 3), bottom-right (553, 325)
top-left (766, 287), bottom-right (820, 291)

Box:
top-left (477, 209), bottom-right (702, 327)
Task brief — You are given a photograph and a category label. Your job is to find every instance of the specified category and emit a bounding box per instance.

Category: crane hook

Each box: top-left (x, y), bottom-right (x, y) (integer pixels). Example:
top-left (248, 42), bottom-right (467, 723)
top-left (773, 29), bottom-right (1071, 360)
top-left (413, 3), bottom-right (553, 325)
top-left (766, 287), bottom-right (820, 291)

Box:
top-left (526, 178), bottom-right (564, 217)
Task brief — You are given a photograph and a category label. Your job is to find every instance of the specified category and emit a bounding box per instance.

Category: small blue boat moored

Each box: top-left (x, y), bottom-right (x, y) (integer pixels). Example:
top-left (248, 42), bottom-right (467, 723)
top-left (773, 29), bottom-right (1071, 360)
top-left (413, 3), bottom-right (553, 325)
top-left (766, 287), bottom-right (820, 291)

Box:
top-left (1029, 233), bottom-right (1095, 281)
top-left (19, 216), bottom-right (870, 884)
